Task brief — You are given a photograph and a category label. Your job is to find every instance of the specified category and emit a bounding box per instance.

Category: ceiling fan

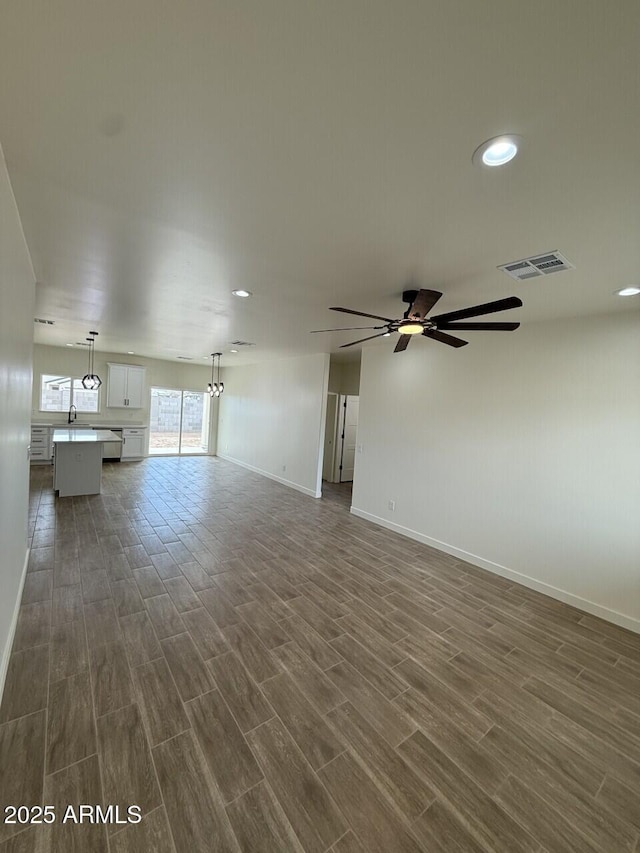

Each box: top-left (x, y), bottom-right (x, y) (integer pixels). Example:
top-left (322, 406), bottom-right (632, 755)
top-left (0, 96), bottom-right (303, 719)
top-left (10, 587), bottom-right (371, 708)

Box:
top-left (311, 289), bottom-right (523, 352)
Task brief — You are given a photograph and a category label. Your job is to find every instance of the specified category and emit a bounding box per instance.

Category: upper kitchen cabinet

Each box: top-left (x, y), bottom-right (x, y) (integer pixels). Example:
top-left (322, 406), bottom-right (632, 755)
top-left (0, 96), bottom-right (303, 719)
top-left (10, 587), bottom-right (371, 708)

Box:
top-left (106, 363), bottom-right (146, 408)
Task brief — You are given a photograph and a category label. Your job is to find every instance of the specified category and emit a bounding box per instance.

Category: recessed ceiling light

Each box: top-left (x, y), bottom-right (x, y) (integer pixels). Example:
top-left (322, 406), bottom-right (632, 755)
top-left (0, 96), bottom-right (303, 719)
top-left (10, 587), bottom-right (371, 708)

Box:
top-left (615, 286), bottom-right (640, 297)
top-left (473, 135), bottom-right (521, 168)
top-left (230, 349), bottom-right (238, 353)
top-left (127, 351), bottom-right (135, 355)
top-left (66, 343), bottom-right (74, 347)
top-left (232, 289), bottom-right (252, 298)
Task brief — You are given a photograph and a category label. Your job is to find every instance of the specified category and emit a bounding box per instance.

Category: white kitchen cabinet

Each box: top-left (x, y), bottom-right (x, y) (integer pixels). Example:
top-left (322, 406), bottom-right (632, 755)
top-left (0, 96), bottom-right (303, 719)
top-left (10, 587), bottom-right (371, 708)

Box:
top-left (30, 426), bottom-right (52, 463)
top-left (121, 428), bottom-right (146, 460)
top-left (106, 364), bottom-right (146, 408)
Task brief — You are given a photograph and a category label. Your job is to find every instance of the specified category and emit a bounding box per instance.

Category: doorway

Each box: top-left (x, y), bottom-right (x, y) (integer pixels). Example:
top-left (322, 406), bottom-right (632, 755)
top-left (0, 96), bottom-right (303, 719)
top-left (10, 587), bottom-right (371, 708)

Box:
top-left (149, 387), bottom-right (210, 455)
top-left (322, 393), bottom-right (359, 483)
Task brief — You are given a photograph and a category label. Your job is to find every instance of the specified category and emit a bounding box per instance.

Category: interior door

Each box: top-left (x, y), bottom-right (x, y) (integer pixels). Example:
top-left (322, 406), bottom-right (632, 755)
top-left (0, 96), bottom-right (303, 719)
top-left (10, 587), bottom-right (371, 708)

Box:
top-left (322, 394), bottom-right (338, 481)
top-left (339, 395), bottom-right (359, 482)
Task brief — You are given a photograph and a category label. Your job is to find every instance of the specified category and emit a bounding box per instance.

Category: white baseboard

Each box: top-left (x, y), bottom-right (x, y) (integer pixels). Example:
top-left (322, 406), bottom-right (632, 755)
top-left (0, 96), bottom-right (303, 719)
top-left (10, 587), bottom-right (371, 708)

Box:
top-left (0, 548), bottom-right (29, 704)
top-left (218, 454), bottom-right (321, 499)
top-left (350, 507), bottom-right (640, 635)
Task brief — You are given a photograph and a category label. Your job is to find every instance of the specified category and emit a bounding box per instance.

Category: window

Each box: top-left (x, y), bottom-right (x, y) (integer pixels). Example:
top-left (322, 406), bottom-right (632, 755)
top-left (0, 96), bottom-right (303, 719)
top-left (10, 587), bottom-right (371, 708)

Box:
top-left (40, 375), bottom-right (100, 413)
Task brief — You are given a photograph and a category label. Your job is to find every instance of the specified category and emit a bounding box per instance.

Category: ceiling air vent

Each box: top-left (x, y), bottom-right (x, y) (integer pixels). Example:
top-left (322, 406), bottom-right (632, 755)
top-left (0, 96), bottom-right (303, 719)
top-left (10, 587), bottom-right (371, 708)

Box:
top-left (230, 340), bottom-right (256, 347)
top-left (498, 251), bottom-right (574, 282)
top-left (34, 318), bottom-right (55, 325)
top-left (176, 356), bottom-right (193, 360)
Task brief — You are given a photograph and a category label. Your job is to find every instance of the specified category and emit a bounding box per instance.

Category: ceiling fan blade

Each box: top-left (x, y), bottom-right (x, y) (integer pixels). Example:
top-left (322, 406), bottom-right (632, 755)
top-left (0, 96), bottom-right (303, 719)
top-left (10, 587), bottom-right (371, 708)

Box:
top-left (310, 325), bottom-right (384, 333)
top-left (394, 335), bottom-right (410, 353)
top-left (340, 333), bottom-right (389, 348)
top-left (423, 329), bottom-right (468, 348)
top-left (431, 296), bottom-right (523, 324)
top-left (330, 306), bottom-right (394, 323)
top-left (407, 289), bottom-right (442, 321)
top-left (436, 321), bottom-right (520, 331)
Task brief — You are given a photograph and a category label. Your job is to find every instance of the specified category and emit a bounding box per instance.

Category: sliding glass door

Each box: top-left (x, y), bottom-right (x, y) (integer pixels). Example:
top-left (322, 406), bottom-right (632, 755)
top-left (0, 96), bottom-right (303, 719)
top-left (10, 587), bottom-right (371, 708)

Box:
top-left (149, 388), bottom-right (210, 455)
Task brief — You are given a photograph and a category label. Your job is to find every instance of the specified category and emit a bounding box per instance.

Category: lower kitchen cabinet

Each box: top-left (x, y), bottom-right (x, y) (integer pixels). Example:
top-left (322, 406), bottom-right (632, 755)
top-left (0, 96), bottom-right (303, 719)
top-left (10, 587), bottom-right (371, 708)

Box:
top-left (121, 428), bottom-right (146, 460)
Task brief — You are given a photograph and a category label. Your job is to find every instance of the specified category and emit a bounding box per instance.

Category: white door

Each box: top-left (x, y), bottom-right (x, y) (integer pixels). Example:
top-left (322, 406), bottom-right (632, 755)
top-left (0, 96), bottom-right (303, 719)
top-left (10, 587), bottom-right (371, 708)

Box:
top-left (339, 395), bottom-right (359, 482)
top-left (322, 394), bottom-right (339, 481)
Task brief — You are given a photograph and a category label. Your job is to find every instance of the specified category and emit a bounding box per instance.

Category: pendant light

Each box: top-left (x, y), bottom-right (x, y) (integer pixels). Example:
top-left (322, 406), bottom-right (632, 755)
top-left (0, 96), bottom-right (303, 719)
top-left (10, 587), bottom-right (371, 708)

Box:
top-left (207, 352), bottom-right (224, 397)
top-left (81, 331), bottom-right (102, 389)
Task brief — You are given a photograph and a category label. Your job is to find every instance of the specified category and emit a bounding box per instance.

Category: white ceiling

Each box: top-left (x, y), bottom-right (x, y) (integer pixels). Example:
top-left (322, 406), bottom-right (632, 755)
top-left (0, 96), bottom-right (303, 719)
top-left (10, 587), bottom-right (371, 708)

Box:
top-left (1, 0), bottom-right (639, 364)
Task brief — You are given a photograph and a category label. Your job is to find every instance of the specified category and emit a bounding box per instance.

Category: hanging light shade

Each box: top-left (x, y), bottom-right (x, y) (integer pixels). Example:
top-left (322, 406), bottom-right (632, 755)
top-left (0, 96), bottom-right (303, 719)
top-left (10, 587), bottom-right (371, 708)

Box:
top-left (82, 331), bottom-right (102, 389)
top-left (208, 352), bottom-right (224, 398)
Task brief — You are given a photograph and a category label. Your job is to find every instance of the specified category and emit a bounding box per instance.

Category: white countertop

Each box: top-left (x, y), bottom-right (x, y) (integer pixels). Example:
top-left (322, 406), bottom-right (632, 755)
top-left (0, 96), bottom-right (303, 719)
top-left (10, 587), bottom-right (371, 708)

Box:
top-left (52, 429), bottom-right (123, 444)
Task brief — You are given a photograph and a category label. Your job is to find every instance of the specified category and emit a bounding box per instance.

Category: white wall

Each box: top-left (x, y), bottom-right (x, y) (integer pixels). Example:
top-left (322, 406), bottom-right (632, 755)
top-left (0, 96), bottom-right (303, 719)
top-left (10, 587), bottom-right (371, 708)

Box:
top-left (328, 356), bottom-right (361, 396)
top-left (217, 353), bottom-right (330, 498)
top-left (352, 312), bottom-right (640, 632)
top-left (0, 148), bottom-right (36, 693)
top-left (33, 344), bottom-right (217, 452)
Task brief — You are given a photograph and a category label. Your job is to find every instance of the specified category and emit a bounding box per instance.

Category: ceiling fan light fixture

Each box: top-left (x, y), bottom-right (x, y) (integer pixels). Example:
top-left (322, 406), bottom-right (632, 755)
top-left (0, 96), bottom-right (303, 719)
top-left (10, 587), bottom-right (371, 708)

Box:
top-left (473, 135), bottom-right (521, 168)
top-left (398, 322), bottom-right (424, 335)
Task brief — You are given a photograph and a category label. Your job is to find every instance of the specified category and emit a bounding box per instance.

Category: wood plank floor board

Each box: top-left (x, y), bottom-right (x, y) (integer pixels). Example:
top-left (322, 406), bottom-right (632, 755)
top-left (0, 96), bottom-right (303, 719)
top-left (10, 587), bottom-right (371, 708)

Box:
top-left (119, 610), bottom-right (163, 667)
top-left (152, 730), bottom-right (239, 852)
top-left (330, 633), bottom-right (409, 700)
top-left (133, 657), bottom-right (190, 747)
top-left (209, 651), bottom-right (274, 732)
top-left (0, 711), bottom-right (46, 843)
top-left (50, 619), bottom-right (89, 684)
top-left (272, 642), bottom-right (346, 715)
top-left (398, 730), bottom-right (539, 853)
top-left (411, 799), bottom-right (486, 853)
top-left (177, 560), bottom-right (214, 592)
top-left (246, 717), bottom-right (346, 853)
top-left (0, 645), bottom-right (49, 723)
top-left (186, 688), bottom-right (263, 802)
top-left (162, 575), bottom-right (201, 613)
top-left (12, 601), bottom-right (51, 651)
top-left (481, 724), bottom-right (638, 852)
top-left (84, 599), bottom-right (120, 649)
top-left (197, 586), bottom-right (242, 629)
top-left (111, 578), bottom-right (145, 617)
top-left (180, 605), bottom-right (229, 660)
top-left (261, 672), bottom-right (344, 770)
top-left (90, 641), bottom-right (134, 717)
top-left (277, 613), bottom-right (343, 670)
top-left (225, 780), bottom-right (305, 853)
top-left (144, 594), bottom-right (185, 639)
top-left (395, 690), bottom-right (509, 794)
top-left (327, 701), bottom-right (434, 820)
top-left (160, 632), bottom-right (214, 702)
top-left (317, 751), bottom-right (423, 853)
top-left (326, 661), bottom-right (415, 747)
top-left (222, 621), bottom-right (280, 683)
top-left (21, 570), bottom-right (53, 605)
top-left (51, 584), bottom-right (83, 626)
top-left (46, 672), bottom-right (96, 774)
top-left (110, 806), bottom-right (175, 853)
top-left (43, 754), bottom-right (108, 853)
top-left (97, 703), bottom-right (161, 831)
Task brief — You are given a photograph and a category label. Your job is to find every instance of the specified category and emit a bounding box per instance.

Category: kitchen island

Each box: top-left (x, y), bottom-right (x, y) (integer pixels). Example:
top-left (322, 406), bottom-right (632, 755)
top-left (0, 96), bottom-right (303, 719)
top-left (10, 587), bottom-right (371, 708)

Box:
top-left (52, 429), bottom-right (123, 497)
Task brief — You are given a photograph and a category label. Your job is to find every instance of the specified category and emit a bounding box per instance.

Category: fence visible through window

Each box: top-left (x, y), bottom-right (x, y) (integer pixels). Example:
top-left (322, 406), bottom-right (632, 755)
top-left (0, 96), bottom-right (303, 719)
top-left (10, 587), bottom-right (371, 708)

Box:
top-left (148, 387), bottom-right (209, 455)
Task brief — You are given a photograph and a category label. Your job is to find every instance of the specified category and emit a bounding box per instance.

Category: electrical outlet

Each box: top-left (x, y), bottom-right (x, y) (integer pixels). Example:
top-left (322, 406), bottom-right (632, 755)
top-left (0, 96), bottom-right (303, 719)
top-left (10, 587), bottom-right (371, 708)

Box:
top-left (388, 500), bottom-right (395, 511)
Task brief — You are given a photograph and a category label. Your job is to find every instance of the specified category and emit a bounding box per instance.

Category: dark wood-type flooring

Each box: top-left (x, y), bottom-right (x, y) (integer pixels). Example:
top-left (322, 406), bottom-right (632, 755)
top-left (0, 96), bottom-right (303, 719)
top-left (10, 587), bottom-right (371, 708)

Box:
top-left (1, 457), bottom-right (639, 851)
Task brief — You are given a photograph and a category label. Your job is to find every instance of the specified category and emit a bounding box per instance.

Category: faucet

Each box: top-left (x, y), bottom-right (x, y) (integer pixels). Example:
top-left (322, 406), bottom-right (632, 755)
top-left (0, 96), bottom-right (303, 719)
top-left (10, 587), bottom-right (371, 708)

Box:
top-left (68, 404), bottom-right (77, 424)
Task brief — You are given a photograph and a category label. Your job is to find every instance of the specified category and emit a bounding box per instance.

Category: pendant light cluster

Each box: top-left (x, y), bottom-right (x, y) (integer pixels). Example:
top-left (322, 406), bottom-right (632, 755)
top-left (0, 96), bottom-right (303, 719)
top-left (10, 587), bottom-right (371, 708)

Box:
top-left (208, 352), bottom-right (224, 398)
top-left (81, 331), bottom-right (102, 389)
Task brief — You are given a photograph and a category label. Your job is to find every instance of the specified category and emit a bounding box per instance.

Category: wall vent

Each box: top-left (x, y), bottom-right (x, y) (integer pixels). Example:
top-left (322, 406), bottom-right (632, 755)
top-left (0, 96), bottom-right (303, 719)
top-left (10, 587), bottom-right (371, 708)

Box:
top-left (498, 251), bottom-right (574, 282)
top-left (34, 318), bottom-right (55, 325)
top-left (230, 340), bottom-right (256, 347)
